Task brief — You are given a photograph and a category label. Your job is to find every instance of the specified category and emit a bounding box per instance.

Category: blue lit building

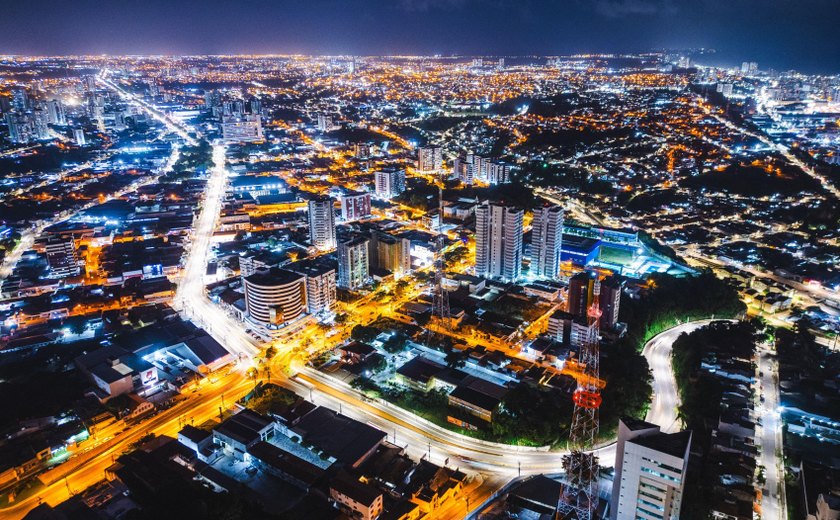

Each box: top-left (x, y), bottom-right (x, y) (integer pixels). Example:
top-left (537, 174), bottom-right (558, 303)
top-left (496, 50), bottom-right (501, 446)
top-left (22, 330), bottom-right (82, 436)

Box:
top-left (560, 234), bottom-right (601, 266)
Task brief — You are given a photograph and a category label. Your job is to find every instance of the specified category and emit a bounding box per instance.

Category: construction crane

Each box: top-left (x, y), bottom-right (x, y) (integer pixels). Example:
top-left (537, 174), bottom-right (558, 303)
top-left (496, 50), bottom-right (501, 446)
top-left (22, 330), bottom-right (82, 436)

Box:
top-left (558, 277), bottom-right (602, 520)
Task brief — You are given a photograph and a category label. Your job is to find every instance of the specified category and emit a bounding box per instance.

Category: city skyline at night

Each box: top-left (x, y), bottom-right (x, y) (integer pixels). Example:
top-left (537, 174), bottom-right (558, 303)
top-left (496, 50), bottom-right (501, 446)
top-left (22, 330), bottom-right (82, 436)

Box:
top-left (0, 4), bottom-right (839, 520)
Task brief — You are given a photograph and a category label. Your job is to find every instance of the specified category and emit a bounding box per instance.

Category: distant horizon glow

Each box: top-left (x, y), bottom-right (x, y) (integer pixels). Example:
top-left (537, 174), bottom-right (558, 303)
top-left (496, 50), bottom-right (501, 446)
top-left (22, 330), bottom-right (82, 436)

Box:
top-left (0, 0), bottom-right (839, 74)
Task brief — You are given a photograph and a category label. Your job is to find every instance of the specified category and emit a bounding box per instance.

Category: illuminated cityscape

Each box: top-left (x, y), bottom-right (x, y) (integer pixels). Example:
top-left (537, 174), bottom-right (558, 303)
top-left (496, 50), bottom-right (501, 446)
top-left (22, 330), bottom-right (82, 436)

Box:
top-left (0, 4), bottom-right (839, 520)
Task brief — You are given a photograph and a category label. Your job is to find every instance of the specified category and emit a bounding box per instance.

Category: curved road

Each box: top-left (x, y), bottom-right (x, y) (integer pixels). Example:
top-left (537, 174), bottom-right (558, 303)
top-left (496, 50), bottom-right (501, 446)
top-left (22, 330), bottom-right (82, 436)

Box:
top-left (642, 320), bottom-right (717, 434)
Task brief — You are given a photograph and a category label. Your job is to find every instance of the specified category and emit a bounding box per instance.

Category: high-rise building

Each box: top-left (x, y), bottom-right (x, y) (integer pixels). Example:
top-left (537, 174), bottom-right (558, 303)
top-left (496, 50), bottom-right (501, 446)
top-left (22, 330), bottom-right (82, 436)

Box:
top-left (567, 271), bottom-right (596, 318)
top-left (243, 268), bottom-right (307, 328)
top-left (73, 128), bottom-right (86, 146)
top-left (417, 146), bottom-right (442, 173)
top-left (374, 168), bottom-right (406, 199)
top-left (204, 90), bottom-right (221, 112)
top-left (288, 261), bottom-right (337, 316)
top-left (308, 197), bottom-right (336, 251)
top-left (716, 83), bottom-right (734, 97)
top-left (486, 160), bottom-right (512, 184)
top-left (46, 100), bottom-right (66, 126)
top-left (475, 203), bottom-right (523, 282)
top-left (531, 204), bottom-right (564, 279)
top-left (221, 114), bottom-right (263, 142)
top-left (453, 154), bottom-right (475, 185)
top-left (32, 108), bottom-right (51, 140)
top-left (611, 417), bottom-right (692, 520)
top-left (4, 113), bottom-right (30, 143)
top-left (338, 236), bottom-right (370, 290)
top-left (45, 237), bottom-right (80, 278)
top-left (11, 88), bottom-right (29, 112)
top-left (599, 276), bottom-right (624, 329)
top-left (316, 114), bottom-right (339, 132)
top-left (369, 230), bottom-right (411, 278)
top-left (569, 316), bottom-right (598, 350)
top-left (340, 191), bottom-right (371, 222)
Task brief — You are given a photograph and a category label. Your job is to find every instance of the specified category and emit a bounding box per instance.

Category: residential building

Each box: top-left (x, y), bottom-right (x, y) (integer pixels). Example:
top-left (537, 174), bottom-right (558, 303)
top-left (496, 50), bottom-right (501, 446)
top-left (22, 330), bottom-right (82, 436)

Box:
top-left (611, 417), bottom-right (692, 520)
top-left (417, 146), bottom-right (442, 173)
top-left (599, 276), bottom-right (624, 329)
top-left (569, 316), bottom-right (598, 349)
top-left (369, 230), bottom-right (411, 278)
top-left (308, 196), bottom-right (337, 251)
top-left (475, 203), bottom-right (523, 282)
top-left (531, 204), bottom-right (564, 280)
top-left (289, 260), bottom-right (337, 316)
top-left (341, 191), bottom-right (371, 222)
top-left (338, 236), bottom-right (370, 290)
top-left (317, 114), bottom-right (339, 132)
top-left (453, 154), bottom-right (477, 185)
top-left (374, 168), bottom-right (406, 199)
top-left (487, 160), bottom-right (512, 184)
top-left (547, 309), bottom-right (574, 343)
top-left (568, 271), bottom-right (596, 318)
top-left (330, 476), bottom-right (384, 520)
top-left (73, 127), bottom-right (86, 146)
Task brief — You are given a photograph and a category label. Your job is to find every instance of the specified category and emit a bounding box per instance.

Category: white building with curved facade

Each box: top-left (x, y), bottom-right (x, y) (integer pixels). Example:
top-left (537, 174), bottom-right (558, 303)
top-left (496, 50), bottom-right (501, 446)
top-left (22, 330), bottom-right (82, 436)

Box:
top-left (243, 268), bottom-right (307, 329)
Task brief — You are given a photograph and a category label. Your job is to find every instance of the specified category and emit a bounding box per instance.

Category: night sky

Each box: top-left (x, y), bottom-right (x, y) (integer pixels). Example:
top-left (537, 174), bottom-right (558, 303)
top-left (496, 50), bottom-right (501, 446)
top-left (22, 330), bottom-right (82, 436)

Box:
top-left (1, 0), bottom-right (838, 73)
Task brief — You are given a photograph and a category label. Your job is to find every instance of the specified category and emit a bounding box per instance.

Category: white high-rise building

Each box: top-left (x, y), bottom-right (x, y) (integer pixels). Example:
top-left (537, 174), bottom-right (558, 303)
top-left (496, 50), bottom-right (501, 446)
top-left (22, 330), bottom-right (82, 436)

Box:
top-left (46, 100), bottom-right (66, 126)
top-left (374, 168), bottom-right (406, 199)
top-left (717, 83), bottom-right (734, 97)
top-left (288, 261), bottom-right (337, 316)
top-left (531, 204), bottom-right (564, 279)
top-left (338, 236), bottom-right (370, 290)
top-left (73, 128), bottom-right (86, 146)
top-left (308, 197), bottom-right (336, 251)
top-left (475, 203), bottom-right (523, 282)
top-left (316, 114), bottom-right (339, 132)
top-left (417, 146), bottom-right (442, 173)
top-left (487, 161), bottom-right (512, 184)
top-left (611, 417), bottom-right (692, 520)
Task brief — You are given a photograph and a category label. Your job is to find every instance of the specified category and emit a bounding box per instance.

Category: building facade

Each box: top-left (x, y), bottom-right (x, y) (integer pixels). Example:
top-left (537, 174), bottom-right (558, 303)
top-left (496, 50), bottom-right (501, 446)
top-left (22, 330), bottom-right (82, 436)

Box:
top-left (599, 275), bottom-right (624, 329)
top-left (417, 146), bottom-right (442, 173)
top-left (221, 114), bottom-right (263, 142)
top-left (612, 417), bottom-right (692, 520)
top-left (475, 203), bottom-right (523, 282)
top-left (374, 168), bottom-right (406, 199)
top-left (531, 204), bottom-right (564, 280)
top-left (308, 197), bottom-right (337, 251)
top-left (340, 191), bottom-right (371, 222)
top-left (338, 237), bottom-right (370, 290)
top-left (45, 236), bottom-right (80, 278)
top-left (243, 269), bottom-right (307, 328)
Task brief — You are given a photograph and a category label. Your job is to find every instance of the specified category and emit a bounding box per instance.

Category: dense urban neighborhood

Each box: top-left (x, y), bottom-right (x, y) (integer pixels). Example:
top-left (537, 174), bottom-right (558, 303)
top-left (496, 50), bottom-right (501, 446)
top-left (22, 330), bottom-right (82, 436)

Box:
top-left (0, 52), bottom-right (838, 520)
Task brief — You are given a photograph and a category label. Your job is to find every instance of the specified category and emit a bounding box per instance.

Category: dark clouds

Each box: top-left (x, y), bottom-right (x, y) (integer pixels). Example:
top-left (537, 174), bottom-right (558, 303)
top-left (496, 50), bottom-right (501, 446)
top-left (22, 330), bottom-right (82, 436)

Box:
top-left (0, 0), bottom-right (837, 72)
